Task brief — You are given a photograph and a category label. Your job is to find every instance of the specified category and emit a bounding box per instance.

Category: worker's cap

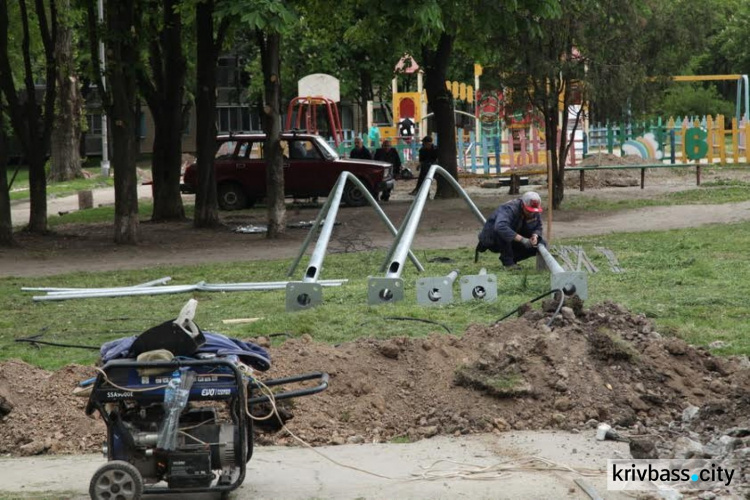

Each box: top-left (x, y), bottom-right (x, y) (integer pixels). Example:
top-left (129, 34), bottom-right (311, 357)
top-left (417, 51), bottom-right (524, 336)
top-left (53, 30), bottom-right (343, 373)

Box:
top-left (521, 191), bottom-right (543, 213)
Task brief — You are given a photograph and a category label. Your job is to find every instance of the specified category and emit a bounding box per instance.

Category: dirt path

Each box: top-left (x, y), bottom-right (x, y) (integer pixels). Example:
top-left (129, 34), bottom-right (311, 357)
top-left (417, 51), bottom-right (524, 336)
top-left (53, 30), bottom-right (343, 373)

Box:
top-left (2, 169), bottom-right (750, 278)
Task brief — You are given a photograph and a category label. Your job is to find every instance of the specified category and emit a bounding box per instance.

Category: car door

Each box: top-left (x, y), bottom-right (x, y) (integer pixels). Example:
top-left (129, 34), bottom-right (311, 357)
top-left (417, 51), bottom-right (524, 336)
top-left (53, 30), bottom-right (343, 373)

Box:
top-left (214, 139), bottom-right (240, 183)
top-left (284, 138), bottom-right (332, 197)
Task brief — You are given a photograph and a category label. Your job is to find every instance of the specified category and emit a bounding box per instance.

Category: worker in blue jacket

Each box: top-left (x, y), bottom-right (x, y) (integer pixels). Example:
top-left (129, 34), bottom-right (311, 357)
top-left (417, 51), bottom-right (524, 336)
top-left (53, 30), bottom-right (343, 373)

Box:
top-left (476, 191), bottom-right (545, 269)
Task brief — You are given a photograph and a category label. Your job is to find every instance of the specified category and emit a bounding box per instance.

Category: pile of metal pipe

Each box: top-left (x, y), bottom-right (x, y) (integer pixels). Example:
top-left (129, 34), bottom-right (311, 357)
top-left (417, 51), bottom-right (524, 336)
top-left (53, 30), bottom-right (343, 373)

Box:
top-left (27, 278), bottom-right (347, 301)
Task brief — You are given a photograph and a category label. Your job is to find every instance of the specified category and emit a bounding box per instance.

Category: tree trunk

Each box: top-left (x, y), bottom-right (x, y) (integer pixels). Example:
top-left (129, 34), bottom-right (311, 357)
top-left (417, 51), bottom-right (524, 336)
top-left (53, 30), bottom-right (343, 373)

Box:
top-left (107, 0), bottom-right (139, 243)
top-left (259, 32), bottom-right (285, 238)
top-left (147, 0), bottom-right (185, 221)
top-left (545, 103), bottom-right (565, 210)
top-left (358, 67), bottom-right (373, 134)
top-left (193, 0), bottom-right (220, 228)
top-left (422, 34), bottom-right (458, 199)
top-left (0, 0), bottom-right (55, 234)
top-left (0, 109), bottom-right (13, 246)
top-left (49, 0), bottom-right (82, 183)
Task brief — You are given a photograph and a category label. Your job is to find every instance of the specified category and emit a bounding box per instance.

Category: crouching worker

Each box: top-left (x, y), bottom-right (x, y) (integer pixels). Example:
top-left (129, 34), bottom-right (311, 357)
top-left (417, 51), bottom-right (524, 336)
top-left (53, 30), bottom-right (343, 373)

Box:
top-left (476, 191), bottom-right (545, 269)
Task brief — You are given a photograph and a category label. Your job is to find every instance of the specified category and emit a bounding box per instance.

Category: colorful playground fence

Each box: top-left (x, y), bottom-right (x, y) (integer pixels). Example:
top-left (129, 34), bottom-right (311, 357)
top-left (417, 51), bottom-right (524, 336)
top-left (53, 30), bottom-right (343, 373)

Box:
top-left (332, 114), bottom-right (750, 175)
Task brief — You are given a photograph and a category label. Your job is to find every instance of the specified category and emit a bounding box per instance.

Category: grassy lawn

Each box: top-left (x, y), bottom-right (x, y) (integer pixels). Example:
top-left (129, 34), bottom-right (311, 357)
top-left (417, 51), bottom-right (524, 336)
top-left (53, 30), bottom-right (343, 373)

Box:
top-left (564, 180), bottom-right (750, 212)
top-left (8, 167), bottom-right (114, 202)
top-left (48, 202), bottom-right (196, 227)
top-left (2, 220), bottom-right (749, 370)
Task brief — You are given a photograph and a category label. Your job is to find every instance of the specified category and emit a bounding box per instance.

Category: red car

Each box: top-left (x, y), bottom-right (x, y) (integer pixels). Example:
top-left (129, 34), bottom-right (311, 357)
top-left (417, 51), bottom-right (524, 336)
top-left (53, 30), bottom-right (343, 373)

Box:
top-left (181, 132), bottom-right (395, 210)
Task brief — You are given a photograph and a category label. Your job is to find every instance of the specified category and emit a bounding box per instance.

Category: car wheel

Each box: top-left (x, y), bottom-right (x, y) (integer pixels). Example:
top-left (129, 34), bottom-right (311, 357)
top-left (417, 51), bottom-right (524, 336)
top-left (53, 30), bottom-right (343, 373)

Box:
top-left (342, 180), bottom-right (369, 207)
top-left (218, 183), bottom-right (247, 210)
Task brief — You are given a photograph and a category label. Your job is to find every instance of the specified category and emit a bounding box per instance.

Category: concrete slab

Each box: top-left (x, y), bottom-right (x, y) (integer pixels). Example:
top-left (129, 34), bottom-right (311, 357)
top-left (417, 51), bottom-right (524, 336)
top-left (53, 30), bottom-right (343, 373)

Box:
top-left (0, 431), bottom-right (633, 500)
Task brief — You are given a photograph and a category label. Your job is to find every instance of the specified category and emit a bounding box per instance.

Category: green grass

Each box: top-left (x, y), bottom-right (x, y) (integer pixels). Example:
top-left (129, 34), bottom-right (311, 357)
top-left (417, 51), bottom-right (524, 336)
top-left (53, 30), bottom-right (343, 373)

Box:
top-left (2, 220), bottom-right (750, 370)
top-left (8, 167), bottom-right (114, 202)
top-left (389, 436), bottom-right (411, 444)
top-left (564, 182), bottom-right (750, 212)
top-left (48, 202), bottom-right (195, 227)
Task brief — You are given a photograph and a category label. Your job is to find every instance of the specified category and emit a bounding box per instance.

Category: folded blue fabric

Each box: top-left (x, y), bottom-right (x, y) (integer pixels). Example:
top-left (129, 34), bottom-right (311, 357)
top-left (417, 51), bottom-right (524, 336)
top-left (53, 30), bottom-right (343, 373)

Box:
top-left (100, 331), bottom-right (271, 372)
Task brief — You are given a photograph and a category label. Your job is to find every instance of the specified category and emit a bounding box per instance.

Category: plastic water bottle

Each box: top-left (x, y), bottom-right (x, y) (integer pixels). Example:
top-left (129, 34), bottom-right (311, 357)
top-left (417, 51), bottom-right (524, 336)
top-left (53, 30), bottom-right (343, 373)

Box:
top-left (164, 372), bottom-right (181, 406)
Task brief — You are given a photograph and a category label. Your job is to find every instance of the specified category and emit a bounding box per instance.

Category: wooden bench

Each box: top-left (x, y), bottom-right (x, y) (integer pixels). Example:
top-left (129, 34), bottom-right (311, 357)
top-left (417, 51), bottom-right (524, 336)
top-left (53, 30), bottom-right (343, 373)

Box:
top-left (565, 163), bottom-right (700, 191)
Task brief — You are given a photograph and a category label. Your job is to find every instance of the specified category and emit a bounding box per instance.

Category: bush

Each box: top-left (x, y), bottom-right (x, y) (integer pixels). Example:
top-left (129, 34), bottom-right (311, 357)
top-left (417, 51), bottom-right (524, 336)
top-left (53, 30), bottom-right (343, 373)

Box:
top-left (657, 84), bottom-right (735, 118)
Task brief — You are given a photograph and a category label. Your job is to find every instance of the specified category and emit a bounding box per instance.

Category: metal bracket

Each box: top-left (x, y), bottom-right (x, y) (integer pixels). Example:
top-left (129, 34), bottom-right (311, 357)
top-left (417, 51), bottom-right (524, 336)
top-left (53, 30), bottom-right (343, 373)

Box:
top-left (285, 282), bottom-right (324, 312)
top-left (550, 271), bottom-right (588, 300)
top-left (367, 277), bottom-right (404, 305)
top-left (416, 271), bottom-right (459, 306)
top-left (460, 269), bottom-right (497, 302)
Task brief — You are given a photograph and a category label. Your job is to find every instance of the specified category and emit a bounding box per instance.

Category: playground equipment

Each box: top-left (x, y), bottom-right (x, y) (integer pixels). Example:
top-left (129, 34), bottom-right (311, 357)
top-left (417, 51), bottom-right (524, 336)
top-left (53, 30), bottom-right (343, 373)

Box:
top-left (667, 74), bottom-right (749, 123)
top-left (587, 114), bottom-right (750, 164)
top-left (286, 73), bottom-right (344, 146)
top-left (285, 96), bottom-right (343, 146)
top-left (286, 171), bottom-right (423, 312)
top-left (366, 55), bottom-right (425, 143)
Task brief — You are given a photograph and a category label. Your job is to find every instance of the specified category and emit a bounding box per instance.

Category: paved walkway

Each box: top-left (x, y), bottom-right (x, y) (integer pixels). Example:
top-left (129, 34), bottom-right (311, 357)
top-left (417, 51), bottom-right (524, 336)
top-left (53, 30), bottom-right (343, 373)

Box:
top-left (0, 430), bottom-right (632, 500)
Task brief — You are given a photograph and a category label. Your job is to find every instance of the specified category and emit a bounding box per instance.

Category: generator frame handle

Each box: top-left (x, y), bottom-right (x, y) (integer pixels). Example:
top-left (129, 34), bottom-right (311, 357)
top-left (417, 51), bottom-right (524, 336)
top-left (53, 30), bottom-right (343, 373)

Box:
top-left (247, 371), bottom-right (329, 404)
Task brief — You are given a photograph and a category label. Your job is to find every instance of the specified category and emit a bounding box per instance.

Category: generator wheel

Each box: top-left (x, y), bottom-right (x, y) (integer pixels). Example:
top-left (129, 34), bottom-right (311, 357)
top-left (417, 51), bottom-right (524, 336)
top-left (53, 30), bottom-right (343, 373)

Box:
top-left (89, 460), bottom-right (143, 500)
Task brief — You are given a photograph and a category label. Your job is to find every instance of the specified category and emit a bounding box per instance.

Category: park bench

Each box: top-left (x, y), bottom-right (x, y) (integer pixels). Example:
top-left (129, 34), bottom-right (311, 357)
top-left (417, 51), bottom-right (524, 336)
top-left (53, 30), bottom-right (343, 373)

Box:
top-left (565, 163), bottom-right (700, 191)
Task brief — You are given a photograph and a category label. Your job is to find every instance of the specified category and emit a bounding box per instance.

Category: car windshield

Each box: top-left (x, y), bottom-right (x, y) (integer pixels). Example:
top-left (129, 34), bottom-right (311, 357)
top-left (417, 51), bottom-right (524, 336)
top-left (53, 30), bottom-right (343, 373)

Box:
top-left (314, 137), bottom-right (339, 161)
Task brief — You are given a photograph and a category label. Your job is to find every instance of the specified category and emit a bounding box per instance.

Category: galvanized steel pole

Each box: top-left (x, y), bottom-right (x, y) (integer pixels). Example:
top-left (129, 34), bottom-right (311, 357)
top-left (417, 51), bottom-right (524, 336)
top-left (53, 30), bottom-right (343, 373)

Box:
top-left (537, 243), bottom-right (588, 299)
top-left (370, 165), bottom-right (486, 305)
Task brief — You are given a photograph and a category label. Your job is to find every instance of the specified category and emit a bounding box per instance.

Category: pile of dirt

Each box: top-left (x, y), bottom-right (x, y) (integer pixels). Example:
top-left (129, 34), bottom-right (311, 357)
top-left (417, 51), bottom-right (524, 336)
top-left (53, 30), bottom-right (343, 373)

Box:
top-left (1, 301), bottom-right (747, 456)
top-left (0, 361), bottom-right (105, 455)
top-left (565, 153), bottom-right (650, 190)
top-left (578, 153), bottom-right (650, 167)
top-left (261, 301), bottom-right (749, 446)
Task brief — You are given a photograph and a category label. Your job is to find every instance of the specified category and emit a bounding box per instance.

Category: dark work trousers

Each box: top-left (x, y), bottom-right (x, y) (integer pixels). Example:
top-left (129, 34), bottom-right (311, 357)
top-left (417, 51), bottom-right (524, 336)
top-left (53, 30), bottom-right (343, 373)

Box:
top-left (415, 162), bottom-right (430, 191)
top-left (498, 239), bottom-right (543, 267)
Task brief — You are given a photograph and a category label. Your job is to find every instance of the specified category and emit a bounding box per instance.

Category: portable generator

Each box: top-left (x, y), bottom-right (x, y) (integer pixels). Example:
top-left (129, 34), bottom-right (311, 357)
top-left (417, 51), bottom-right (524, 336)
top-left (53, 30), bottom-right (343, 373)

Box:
top-left (84, 301), bottom-right (328, 500)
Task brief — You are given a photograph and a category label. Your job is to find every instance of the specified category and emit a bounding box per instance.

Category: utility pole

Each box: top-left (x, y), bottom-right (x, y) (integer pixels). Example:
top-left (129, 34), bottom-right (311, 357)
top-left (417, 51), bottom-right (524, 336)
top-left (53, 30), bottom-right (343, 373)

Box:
top-left (98, 0), bottom-right (110, 177)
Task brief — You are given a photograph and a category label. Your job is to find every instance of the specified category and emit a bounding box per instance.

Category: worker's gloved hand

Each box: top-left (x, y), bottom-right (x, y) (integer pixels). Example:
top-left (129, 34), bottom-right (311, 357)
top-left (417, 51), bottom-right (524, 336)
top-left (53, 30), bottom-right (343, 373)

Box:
top-left (520, 237), bottom-right (534, 249)
top-left (530, 234), bottom-right (539, 247)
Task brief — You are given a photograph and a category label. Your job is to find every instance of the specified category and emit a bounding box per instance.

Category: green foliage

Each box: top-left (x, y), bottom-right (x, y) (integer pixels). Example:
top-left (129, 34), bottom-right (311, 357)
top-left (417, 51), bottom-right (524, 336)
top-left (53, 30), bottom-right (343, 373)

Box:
top-left (657, 84), bottom-right (735, 118)
top-left (218, 0), bottom-right (296, 33)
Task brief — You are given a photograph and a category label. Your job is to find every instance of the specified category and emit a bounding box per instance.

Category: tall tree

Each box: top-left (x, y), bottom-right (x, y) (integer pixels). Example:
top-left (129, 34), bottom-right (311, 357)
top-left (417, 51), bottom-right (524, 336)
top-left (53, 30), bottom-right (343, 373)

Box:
top-left (0, 105), bottom-right (12, 245)
top-left (192, 0), bottom-right (229, 228)
top-left (222, 0), bottom-right (295, 238)
top-left (495, 0), bottom-right (644, 209)
top-left (87, 0), bottom-right (140, 243)
top-left (49, 0), bottom-right (82, 182)
top-left (257, 30), bottom-right (285, 237)
top-left (289, 1), bottom-right (406, 134)
top-left (0, 0), bottom-right (57, 233)
top-left (138, 0), bottom-right (187, 221)
top-left (378, 0), bottom-right (559, 199)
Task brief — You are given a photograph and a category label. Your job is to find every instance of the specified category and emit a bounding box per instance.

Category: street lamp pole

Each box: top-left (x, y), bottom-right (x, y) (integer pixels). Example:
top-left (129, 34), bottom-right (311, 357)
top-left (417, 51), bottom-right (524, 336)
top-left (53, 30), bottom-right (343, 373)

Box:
top-left (98, 0), bottom-right (110, 177)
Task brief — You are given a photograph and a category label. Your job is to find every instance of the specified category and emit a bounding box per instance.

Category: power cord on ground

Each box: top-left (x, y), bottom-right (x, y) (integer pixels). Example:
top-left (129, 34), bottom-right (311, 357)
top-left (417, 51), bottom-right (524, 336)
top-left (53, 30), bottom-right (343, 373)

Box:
top-left (493, 288), bottom-right (565, 326)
